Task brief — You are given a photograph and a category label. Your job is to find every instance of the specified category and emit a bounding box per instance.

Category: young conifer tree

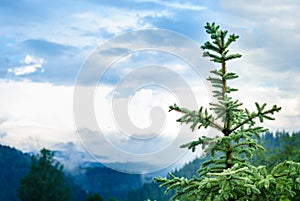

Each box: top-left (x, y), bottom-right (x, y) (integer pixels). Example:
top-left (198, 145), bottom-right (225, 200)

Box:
top-left (155, 22), bottom-right (300, 201)
top-left (18, 148), bottom-right (71, 201)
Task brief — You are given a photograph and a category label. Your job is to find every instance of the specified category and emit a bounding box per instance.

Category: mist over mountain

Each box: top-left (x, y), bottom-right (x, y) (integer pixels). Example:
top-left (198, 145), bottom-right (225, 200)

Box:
top-left (0, 144), bottom-right (149, 201)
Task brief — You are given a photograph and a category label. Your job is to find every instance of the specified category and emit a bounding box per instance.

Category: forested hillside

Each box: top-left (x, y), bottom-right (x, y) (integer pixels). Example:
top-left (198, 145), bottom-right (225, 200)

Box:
top-left (0, 131), bottom-right (299, 201)
top-left (0, 145), bottom-right (87, 201)
top-left (71, 166), bottom-right (143, 200)
top-left (0, 145), bottom-right (142, 201)
top-left (0, 146), bottom-right (31, 201)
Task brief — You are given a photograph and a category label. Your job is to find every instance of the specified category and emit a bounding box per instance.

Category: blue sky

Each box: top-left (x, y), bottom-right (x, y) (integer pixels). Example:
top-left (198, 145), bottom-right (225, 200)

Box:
top-left (0, 0), bottom-right (300, 172)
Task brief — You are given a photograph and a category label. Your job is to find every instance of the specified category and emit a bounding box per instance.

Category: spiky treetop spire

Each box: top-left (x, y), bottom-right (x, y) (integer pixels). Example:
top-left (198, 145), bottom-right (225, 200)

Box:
top-left (155, 22), bottom-right (300, 201)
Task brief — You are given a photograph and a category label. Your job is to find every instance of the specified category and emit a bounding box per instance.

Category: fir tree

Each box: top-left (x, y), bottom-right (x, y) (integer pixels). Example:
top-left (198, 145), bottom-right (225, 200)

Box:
top-left (18, 148), bottom-right (71, 201)
top-left (155, 22), bottom-right (300, 200)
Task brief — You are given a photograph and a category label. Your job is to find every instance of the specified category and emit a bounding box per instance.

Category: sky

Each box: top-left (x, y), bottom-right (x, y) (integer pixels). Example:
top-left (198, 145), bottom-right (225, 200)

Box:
top-left (0, 0), bottom-right (300, 173)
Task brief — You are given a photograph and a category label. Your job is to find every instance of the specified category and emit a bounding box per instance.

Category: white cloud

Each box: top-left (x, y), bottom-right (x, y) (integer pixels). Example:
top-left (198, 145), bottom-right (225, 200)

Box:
top-left (8, 64), bottom-right (42, 76)
top-left (72, 8), bottom-right (171, 39)
top-left (135, 0), bottom-right (207, 11)
top-left (219, 1), bottom-right (300, 55)
top-left (0, 67), bottom-right (299, 165)
top-left (0, 79), bottom-right (206, 166)
top-left (171, 64), bottom-right (187, 73)
top-left (23, 54), bottom-right (45, 65)
top-left (166, 2), bottom-right (207, 11)
top-left (0, 80), bottom-right (74, 151)
top-left (45, 9), bottom-right (158, 47)
top-left (8, 54), bottom-right (46, 76)
top-left (94, 86), bottom-right (185, 140)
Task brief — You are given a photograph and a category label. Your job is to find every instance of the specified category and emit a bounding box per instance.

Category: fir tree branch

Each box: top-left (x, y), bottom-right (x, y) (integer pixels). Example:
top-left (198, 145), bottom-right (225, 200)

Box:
top-left (169, 104), bottom-right (223, 131)
top-left (273, 172), bottom-right (300, 179)
top-left (230, 105), bottom-right (281, 134)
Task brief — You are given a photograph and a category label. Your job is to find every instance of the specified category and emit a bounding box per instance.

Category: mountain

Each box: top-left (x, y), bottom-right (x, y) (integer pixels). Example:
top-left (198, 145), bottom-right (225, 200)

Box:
top-left (0, 145), bottom-right (31, 201)
top-left (71, 166), bottom-right (143, 201)
top-left (1, 131), bottom-right (299, 201)
top-left (0, 145), bottom-right (144, 201)
top-left (0, 144), bottom-right (87, 201)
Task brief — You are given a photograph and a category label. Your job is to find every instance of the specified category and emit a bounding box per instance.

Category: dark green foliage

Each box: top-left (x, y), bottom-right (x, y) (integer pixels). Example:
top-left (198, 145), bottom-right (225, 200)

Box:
top-left (74, 166), bottom-right (142, 201)
top-left (85, 193), bottom-right (119, 201)
top-left (86, 193), bottom-right (104, 201)
top-left (252, 132), bottom-right (300, 171)
top-left (18, 148), bottom-right (72, 201)
top-left (155, 22), bottom-right (300, 200)
top-left (66, 177), bottom-right (88, 201)
top-left (252, 132), bottom-right (300, 200)
top-left (0, 145), bottom-right (87, 201)
top-left (0, 144), bottom-right (141, 201)
top-left (127, 180), bottom-right (169, 201)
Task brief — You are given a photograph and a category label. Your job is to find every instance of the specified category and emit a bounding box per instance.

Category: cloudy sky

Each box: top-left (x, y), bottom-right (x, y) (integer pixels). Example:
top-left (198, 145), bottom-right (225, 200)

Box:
top-left (0, 0), bottom-right (299, 172)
